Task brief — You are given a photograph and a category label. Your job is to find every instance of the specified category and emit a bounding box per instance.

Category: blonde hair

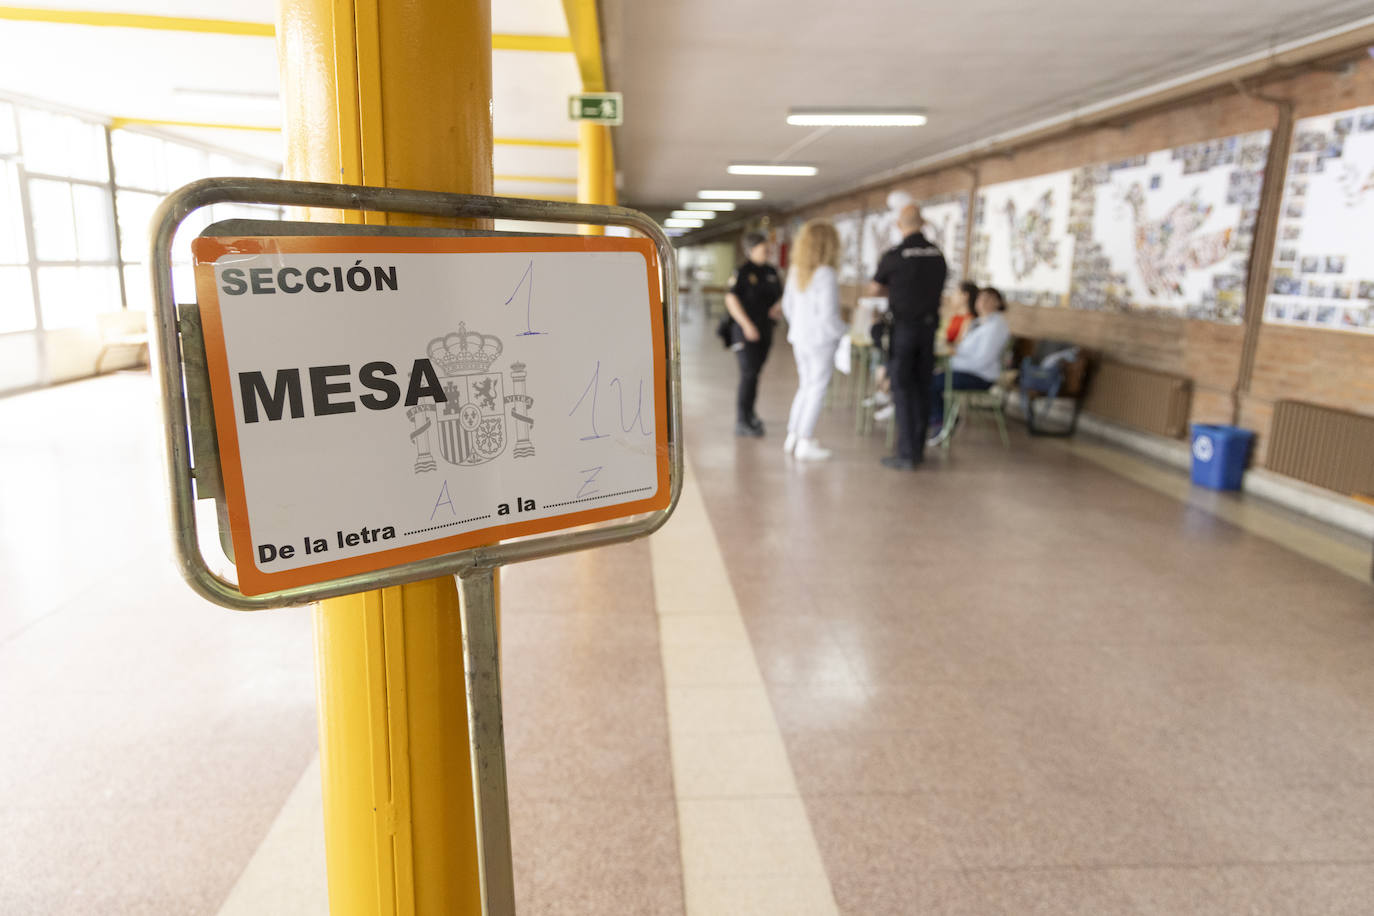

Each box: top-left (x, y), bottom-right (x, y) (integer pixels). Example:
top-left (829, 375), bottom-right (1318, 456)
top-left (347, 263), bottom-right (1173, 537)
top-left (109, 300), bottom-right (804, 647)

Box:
top-left (790, 219), bottom-right (840, 292)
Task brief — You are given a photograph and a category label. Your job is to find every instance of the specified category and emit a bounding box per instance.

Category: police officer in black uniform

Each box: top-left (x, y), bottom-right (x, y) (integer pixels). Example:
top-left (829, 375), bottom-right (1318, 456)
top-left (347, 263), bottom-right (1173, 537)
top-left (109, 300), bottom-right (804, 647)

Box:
top-left (870, 205), bottom-right (948, 468)
top-left (725, 231), bottom-right (783, 436)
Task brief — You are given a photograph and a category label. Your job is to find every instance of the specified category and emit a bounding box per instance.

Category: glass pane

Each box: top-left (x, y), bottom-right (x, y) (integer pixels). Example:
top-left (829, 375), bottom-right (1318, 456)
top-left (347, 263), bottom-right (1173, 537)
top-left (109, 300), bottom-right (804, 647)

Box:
top-left (72, 184), bottom-right (114, 262)
top-left (207, 153), bottom-right (235, 175)
top-left (122, 264), bottom-right (151, 313)
top-left (171, 263), bottom-right (195, 300)
top-left (0, 102), bottom-right (16, 155)
top-left (116, 190), bottom-right (160, 262)
top-left (18, 108), bottom-right (108, 181)
top-left (28, 179), bottom-right (76, 262)
top-left (0, 161), bottom-right (28, 263)
top-left (0, 265), bottom-right (36, 332)
top-left (37, 265), bottom-right (120, 329)
top-left (163, 142), bottom-right (208, 190)
top-left (112, 131), bottom-right (166, 192)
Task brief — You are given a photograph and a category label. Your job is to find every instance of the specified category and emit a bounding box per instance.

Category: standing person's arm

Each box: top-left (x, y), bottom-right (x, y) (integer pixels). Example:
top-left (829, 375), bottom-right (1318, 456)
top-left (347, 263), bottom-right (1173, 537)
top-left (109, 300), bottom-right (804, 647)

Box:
top-left (868, 250), bottom-right (897, 298)
top-left (724, 269), bottom-right (759, 342)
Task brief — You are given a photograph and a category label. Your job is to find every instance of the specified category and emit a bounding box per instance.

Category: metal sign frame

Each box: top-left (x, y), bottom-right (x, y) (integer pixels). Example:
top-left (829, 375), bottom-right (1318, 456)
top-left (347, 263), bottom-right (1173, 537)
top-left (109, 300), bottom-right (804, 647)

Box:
top-left (149, 177), bottom-right (682, 612)
top-left (152, 178), bottom-right (680, 916)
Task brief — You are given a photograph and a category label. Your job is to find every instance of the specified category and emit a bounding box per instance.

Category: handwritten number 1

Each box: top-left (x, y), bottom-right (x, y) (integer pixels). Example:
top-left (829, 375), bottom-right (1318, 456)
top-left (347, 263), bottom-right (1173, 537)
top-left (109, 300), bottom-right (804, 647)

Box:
top-left (569, 361), bottom-right (608, 440)
top-left (505, 259), bottom-right (546, 337)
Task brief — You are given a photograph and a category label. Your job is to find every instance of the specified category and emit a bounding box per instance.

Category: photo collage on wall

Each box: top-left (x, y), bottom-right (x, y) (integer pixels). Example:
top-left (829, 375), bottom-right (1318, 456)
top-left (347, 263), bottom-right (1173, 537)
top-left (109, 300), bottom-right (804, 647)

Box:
top-left (970, 131), bottom-right (1271, 322)
top-left (856, 191), bottom-right (969, 292)
top-left (832, 210), bottom-right (864, 285)
top-left (968, 169), bottom-right (1075, 309)
top-left (1069, 130), bottom-right (1270, 323)
top-left (791, 192), bottom-right (968, 294)
top-left (1265, 103), bottom-right (1374, 335)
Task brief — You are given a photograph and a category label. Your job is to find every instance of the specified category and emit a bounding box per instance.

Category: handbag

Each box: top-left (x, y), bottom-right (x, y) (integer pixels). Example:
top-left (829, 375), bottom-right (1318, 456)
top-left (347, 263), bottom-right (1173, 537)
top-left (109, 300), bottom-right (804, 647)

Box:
top-left (716, 315), bottom-right (734, 349)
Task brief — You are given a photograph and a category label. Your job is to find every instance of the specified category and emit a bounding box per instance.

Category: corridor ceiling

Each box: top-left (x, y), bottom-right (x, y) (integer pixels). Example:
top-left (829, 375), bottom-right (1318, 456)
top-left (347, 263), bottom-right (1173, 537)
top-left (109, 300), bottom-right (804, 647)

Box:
top-left (4, 2), bottom-right (1374, 215)
top-left (0, 0), bottom-right (582, 202)
top-left (602, 0), bottom-right (1374, 212)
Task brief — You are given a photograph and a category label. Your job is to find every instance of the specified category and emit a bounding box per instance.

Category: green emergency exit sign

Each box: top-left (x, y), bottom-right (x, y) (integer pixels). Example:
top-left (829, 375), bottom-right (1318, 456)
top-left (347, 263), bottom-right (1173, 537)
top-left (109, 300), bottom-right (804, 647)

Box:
top-left (569, 92), bottom-right (623, 126)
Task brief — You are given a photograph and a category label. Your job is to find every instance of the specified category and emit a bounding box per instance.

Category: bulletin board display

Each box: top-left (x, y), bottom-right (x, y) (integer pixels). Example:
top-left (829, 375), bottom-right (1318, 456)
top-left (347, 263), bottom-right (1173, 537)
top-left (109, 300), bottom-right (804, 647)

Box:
top-left (1265, 104), bottom-right (1374, 335)
top-left (860, 191), bottom-right (968, 293)
top-left (969, 169), bottom-right (1076, 309)
top-left (1068, 130), bottom-right (1271, 322)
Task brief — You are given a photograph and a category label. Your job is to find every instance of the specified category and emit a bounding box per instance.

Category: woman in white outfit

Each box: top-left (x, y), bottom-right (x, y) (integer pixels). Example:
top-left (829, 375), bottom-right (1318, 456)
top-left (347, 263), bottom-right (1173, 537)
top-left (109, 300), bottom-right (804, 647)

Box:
top-left (781, 219), bottom-right (848, 461)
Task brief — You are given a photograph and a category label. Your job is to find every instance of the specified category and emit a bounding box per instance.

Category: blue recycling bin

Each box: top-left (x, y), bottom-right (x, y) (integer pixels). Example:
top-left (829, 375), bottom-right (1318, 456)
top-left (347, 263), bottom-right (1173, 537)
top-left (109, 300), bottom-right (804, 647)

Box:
top-left (1190, 424), bottom-right (1254, 491)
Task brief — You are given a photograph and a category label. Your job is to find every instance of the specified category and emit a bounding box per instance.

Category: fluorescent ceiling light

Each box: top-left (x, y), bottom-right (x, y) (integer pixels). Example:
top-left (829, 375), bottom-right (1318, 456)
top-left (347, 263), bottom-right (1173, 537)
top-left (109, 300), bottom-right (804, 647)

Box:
top-left (664, 217), bottom-right (705, 228)
top-left (698, 190), bottom-right (764, 200)
top-left (683, 201), bottom-right (736, 211)
top-left (786, 108), bottom-right (927, 127)
top-left (727, 164), bottom-right (818, 176)
top-left (671, 210), bottom-right (716, 220)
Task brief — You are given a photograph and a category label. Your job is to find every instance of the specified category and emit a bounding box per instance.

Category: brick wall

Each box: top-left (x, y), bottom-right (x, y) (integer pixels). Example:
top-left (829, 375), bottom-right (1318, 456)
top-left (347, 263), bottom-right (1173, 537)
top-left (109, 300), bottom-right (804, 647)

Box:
top-left (780, 56), bottom-right (1374, 458)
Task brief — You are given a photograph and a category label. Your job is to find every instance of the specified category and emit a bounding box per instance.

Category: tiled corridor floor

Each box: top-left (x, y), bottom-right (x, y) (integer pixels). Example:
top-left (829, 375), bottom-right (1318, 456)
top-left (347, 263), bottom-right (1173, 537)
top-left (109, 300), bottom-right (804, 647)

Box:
top-left (2, 315), bottom-right (1372, 914)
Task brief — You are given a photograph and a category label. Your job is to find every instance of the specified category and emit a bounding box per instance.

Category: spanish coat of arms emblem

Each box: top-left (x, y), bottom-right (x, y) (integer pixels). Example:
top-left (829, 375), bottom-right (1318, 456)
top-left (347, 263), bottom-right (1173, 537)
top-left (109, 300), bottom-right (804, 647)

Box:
top-left (406, 323), bottom-right (535, 473)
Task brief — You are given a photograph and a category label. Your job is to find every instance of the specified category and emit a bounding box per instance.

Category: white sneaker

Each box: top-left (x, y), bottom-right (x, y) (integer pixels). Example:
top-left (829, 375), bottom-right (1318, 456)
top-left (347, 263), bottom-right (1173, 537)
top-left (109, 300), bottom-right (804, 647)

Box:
top-left (783, 432), bottom-right (798, 454)
top-left (874, 405), bottom-right (894, 422)
top-left (861, 391), bottom-right (893, 409)
top-left (794, 438), bottom-right (832, 461)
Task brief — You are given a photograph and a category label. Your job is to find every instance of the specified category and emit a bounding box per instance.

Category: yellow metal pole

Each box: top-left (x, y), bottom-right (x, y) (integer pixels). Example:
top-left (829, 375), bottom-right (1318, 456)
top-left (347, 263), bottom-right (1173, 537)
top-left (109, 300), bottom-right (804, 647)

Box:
top-left (565, 0), bottom-right (613, 231)
top-left (277, 0), bottom-right (491, 913)
top-left (577, 121), bottom-right (610, 235)
top-left (602, 131), bottom-right (618, 207)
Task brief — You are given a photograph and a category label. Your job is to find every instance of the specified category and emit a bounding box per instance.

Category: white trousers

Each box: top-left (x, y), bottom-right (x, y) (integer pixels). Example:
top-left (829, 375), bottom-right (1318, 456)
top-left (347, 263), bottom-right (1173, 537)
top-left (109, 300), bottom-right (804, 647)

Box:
top-left (787, 342), bottom-right (836, 441)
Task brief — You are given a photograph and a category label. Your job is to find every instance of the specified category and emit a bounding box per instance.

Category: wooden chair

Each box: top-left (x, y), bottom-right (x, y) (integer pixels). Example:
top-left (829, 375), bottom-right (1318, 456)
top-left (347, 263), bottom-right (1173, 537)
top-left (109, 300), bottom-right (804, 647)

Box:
top-left (938, 371), bottom-right (1012, 449)
top-left (930, 344), bottom-right (1014, 450)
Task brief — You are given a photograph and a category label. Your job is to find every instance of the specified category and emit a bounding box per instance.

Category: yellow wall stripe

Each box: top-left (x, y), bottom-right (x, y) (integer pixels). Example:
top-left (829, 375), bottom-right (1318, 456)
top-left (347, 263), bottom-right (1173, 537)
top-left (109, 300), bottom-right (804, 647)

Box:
top-left (0, 6), bottom-right (274, 36)
top-left (108, 122), bottom-right (582, 149)
top-left (0, 8), bottom-right (574, 51)
top-left (492, 33), bottom-right (571, 52)
top-left (109, 117), bottom-right (279, 132)
top-left (495, 136), bottom-right (578, 149)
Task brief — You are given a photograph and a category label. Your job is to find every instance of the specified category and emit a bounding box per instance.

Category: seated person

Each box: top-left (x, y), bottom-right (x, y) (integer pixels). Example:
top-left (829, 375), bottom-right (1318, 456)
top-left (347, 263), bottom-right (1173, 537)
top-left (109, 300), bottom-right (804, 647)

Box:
top-left (928, 287), bottom-right (1010, 431)
top-left (866, 315), bottom-right (894, 417)
top-left (943, 281), bottom-right (980, 345)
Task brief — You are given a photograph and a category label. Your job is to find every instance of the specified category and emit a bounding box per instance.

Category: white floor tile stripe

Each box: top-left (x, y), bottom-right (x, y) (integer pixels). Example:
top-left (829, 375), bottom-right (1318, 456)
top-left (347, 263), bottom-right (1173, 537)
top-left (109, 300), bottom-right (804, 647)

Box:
top-left (216, 755), bottom-right (328, 916)
top-left (651, 463), bottom-right (840, 916)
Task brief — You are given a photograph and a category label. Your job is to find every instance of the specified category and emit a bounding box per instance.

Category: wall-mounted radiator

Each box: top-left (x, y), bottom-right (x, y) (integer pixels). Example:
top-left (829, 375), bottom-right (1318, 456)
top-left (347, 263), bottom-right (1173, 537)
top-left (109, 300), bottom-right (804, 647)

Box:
top-left (1083, 361), bottom-right (1192, 439)
top-left (1266, 400), bottom-right (1374, 498)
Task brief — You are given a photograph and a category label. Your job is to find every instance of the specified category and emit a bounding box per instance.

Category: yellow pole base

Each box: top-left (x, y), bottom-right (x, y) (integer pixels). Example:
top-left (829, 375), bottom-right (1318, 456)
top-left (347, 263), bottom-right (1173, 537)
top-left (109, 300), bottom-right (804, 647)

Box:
top-left (314, 580), bottom-right (481, 914)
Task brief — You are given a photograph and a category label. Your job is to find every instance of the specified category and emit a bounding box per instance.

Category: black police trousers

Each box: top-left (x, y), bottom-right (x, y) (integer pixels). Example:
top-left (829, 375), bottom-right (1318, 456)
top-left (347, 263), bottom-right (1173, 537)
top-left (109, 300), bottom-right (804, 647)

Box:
top-left (887, 324), bottom-right (936, 461)
top-left (734, 331), bottom-right (772, 423)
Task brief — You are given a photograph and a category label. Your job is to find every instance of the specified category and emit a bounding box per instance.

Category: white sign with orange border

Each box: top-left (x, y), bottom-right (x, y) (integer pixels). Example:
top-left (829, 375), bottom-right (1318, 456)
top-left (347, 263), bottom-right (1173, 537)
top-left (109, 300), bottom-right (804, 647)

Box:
top-left (192, 234), bottom-right (670, 596)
